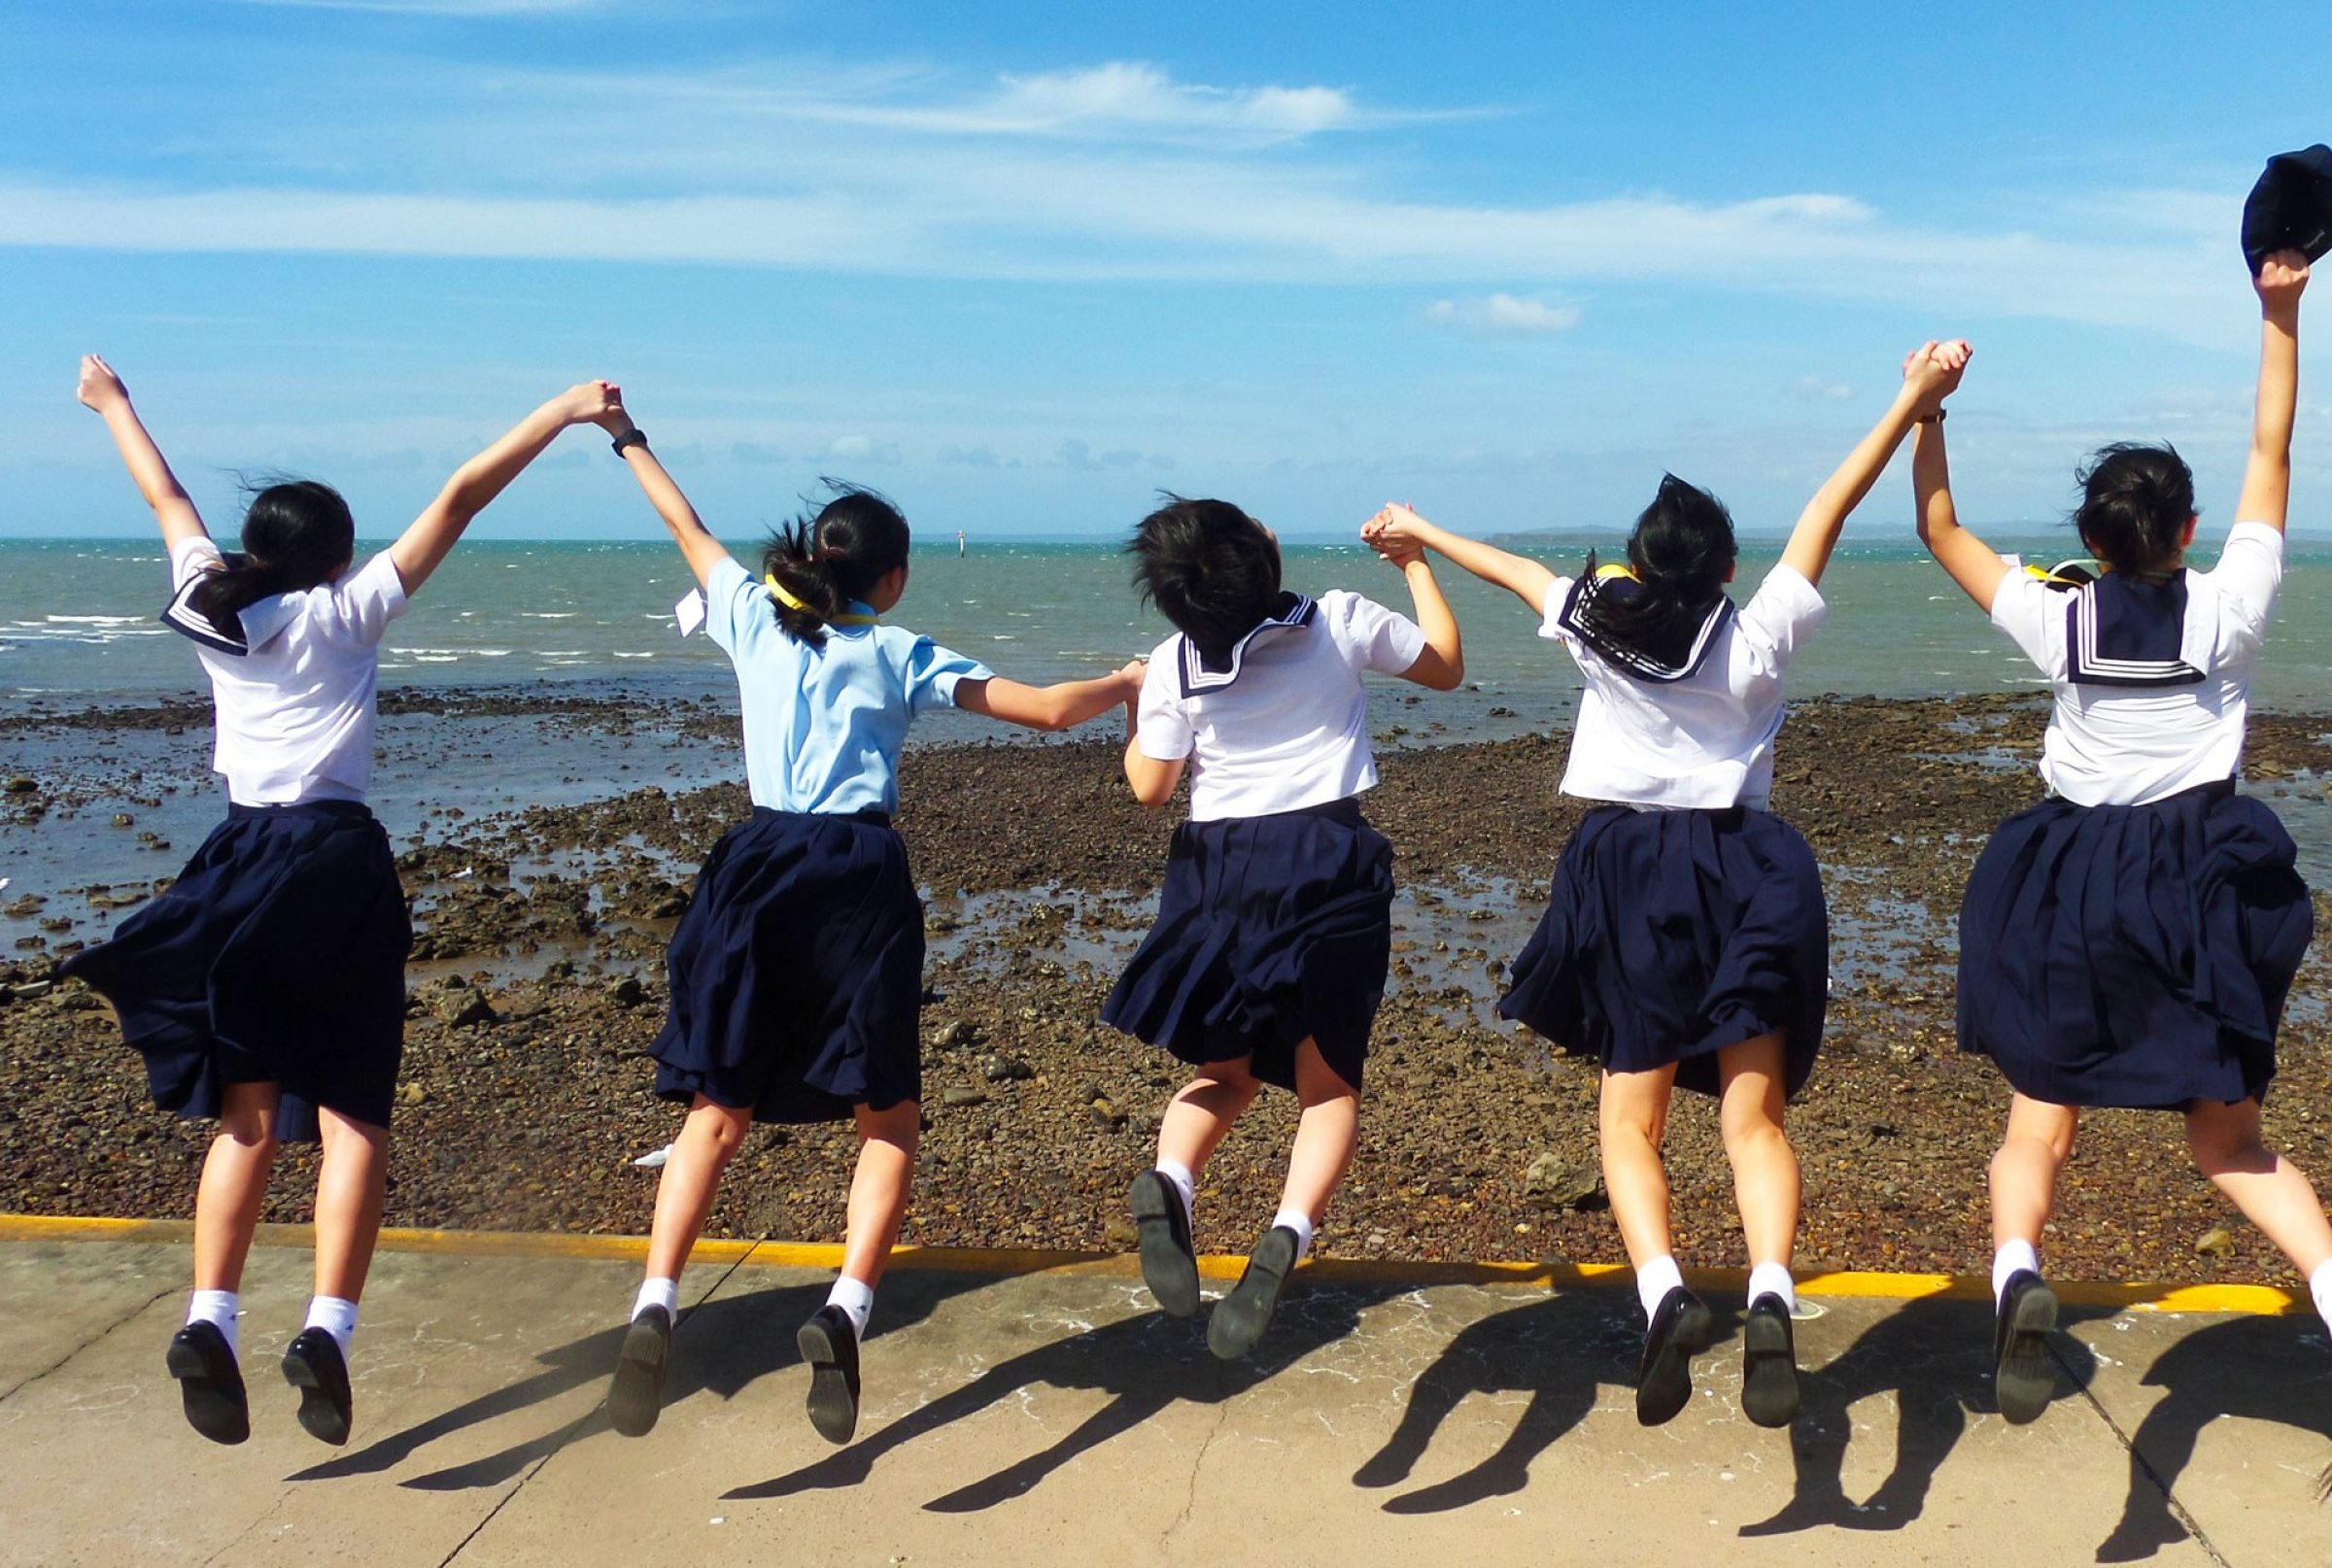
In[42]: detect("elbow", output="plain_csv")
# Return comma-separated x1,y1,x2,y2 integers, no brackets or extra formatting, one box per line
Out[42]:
1429,658,1466,692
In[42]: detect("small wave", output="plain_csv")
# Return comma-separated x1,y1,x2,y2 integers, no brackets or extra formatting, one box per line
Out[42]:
612,651,655,660
540,650,586,657
46,615,145,626
411,655,461,665
521,612,579,619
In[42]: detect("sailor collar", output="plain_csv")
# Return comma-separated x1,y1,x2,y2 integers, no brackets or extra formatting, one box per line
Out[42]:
2063,568,2207,688
1553,568,1733,684
159,564,299,657
1177,592,1318,697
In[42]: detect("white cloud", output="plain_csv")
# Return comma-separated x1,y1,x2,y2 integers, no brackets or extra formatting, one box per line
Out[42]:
0,54,2257,344
1425,293,1584,338
823,434,902,465
1789,374,1856,402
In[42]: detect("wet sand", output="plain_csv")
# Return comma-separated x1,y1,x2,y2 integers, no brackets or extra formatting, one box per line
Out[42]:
5,693,2332,1286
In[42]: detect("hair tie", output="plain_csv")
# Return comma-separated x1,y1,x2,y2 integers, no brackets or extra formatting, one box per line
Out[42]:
766,572,818,616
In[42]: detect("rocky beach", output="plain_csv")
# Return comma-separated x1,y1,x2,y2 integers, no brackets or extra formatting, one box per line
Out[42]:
6,691,2332,1288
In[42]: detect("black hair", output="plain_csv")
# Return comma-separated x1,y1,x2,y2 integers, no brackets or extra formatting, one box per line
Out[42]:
1126,495,1284,665
184,478,356,640
1575,473,1737,660
759,481,911,646
2073,443,2196,573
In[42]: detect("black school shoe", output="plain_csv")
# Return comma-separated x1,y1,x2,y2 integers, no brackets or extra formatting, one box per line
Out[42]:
1129,1171,1200,1318
608,1305,672,1438
165,1321,250,1446
1636,1285,1715,1426
1994,1270,2060,1424
1207,1225,1301,1361
797,1305,862,1447
281,1329,354,1447
1739,1292,1800,1428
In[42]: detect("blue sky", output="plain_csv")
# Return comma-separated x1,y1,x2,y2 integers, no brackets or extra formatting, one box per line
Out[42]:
4,1,2328,541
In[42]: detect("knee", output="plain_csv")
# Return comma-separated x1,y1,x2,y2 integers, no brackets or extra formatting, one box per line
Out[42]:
687,1104,754,1162
1599,1104,1663,1149
1720,1108,1792,1160
862,1102,922,1153
214,1108,278,1156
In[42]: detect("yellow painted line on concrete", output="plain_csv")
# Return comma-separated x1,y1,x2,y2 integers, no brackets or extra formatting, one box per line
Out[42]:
0,1212,2298,1314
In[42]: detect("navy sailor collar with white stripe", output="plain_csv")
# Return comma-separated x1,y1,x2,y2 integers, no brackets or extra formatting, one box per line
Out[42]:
1552,571,1734,684
1177,591,1319,697
2063,568,2207,688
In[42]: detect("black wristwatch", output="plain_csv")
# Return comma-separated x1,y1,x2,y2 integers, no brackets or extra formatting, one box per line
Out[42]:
611,427,648,456
1916,409,1947,426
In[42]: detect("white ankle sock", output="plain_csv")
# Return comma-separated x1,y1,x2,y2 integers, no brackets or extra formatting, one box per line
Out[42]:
2310,1260,2332,1338
633,1277,679,1322
303,1295,359,1358
1746,1261,1796,1313
1155,1159,1196,1224
187,1289,239,1359
1635,1255,1684,1323
1270,1208,1315,1263
827,1276,874,1342
1992,1240,2041,1305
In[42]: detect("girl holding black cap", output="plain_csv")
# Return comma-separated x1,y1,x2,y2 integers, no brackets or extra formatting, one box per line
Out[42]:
1914,253,2329,1426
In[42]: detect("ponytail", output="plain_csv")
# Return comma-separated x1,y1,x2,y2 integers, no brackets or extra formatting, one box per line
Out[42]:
758,482,911,647
2073,443,2195,574
1574,474,1736,664
185,479,355,641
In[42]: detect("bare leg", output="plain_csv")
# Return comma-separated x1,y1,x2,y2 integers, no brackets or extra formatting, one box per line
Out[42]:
1990,1094,2079,1249
1155,1057,1262,1178
1717,1035,1800,1270
1276,1040,1359,1224
642,1096,755,1284
839,1101,921,1288
192,1081,283,1293
313,1108,391,1302
1598,1065,1679,1269
2185,1098,2332,1276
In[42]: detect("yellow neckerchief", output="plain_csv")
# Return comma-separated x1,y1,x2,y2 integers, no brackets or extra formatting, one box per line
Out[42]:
1594,563,1638,582
2022,561,2100,591
767,573,878,626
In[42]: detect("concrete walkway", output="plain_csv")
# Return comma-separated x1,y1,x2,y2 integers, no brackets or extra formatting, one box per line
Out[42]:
1,1230,2327,1566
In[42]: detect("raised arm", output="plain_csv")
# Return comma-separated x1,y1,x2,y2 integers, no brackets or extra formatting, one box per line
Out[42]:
1362,503,1558,615
1779,341,1967,587
956,661,1147,733
591,400,736,589
389,380,617,596
2234,251,2309,533
1368,532,1465,689
1905,344,2009,612
76,356,208,554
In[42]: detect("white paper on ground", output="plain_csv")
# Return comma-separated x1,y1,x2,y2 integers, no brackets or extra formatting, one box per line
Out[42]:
633,1142,675,1170
674,590,707,639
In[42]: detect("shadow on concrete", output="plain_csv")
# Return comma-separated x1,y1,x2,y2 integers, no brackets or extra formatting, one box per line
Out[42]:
1351,1289,1637,1513
2093,1313,2332,1564
292,1272,997,1491
727,1280,1405,1512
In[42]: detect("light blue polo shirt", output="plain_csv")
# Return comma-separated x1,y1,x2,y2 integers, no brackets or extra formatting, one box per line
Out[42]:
703,557,992,815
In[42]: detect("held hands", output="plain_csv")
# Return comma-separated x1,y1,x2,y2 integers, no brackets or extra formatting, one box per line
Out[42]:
76,354,129,415
1114,658,1149,700
560,380,626,429
1361,502,1433,565
2256,249,2311,317
1901,339,1972,419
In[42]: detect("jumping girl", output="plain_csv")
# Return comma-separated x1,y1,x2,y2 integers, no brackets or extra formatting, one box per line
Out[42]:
1914,254,2329,1424
64,355,614,1448
588,398,1142,1446
1362,344,1966,1428
1107,496,1463,1359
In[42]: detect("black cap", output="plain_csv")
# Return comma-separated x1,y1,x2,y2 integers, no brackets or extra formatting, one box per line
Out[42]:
2242,145,2332,272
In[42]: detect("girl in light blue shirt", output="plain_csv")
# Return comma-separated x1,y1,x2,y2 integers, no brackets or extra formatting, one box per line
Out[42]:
589,394,1141,1448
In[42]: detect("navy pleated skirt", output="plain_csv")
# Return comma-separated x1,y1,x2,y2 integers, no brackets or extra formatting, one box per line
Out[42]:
60,801,411,1142
1957,781,2311,1108
1102,797,1393,1092
1497,804,1828,1097
653,808,925,1124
